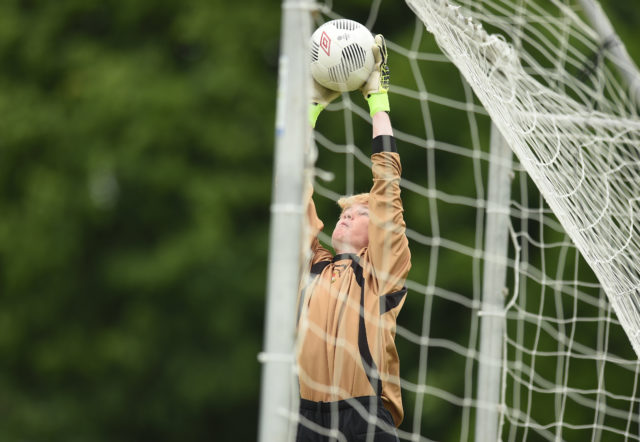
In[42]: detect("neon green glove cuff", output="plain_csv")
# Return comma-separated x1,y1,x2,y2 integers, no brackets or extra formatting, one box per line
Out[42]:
309,103,324,128
367,92,390,117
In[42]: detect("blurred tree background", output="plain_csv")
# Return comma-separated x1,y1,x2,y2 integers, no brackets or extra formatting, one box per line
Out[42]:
0,1,637,441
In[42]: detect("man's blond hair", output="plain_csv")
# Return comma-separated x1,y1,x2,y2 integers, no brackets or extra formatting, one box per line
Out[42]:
337,193,369,212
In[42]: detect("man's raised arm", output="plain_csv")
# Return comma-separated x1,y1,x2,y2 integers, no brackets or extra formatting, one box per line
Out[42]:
362,35,411,295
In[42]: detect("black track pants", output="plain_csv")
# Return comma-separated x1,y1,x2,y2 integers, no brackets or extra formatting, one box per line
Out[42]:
296,396,399,442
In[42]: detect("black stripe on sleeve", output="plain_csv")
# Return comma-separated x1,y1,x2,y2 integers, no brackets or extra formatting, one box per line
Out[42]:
310,260,331,275
371,135,397,154
380,287,408,314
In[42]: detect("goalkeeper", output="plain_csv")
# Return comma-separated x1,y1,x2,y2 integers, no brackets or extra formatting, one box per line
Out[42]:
298,35,411,442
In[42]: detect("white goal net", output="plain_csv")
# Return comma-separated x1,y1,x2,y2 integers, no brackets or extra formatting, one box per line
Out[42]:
262,0,640,440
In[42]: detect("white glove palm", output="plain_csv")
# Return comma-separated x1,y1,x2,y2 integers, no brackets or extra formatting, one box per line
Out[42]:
312,79,340,108
309,79,340,128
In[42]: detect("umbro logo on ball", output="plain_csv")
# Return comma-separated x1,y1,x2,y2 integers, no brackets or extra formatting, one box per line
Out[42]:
320,31,331,56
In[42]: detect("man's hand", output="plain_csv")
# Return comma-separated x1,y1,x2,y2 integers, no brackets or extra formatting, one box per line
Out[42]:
309,79,340,128
360,34,390,117
312,78,340,108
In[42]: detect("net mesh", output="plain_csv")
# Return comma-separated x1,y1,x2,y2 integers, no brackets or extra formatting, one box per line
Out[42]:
295,0,640,440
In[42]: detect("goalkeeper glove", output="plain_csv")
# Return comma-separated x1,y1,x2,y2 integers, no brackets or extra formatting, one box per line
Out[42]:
309,79,340,128
360,34,390,117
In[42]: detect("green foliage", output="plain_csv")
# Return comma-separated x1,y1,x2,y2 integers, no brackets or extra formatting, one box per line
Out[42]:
0,1,278,440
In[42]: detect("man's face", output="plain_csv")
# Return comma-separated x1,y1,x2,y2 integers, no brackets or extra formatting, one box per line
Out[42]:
331,204,369,253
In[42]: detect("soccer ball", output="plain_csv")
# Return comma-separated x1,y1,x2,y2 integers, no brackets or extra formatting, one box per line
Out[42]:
310,19,375,92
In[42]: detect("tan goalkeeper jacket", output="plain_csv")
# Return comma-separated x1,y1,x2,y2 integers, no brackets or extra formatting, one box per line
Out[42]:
297,136,411,427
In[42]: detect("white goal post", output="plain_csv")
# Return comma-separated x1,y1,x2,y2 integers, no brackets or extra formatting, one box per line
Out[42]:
258,1,312,441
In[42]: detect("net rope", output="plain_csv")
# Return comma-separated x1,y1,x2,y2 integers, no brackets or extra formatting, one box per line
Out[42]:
406,0,640,354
